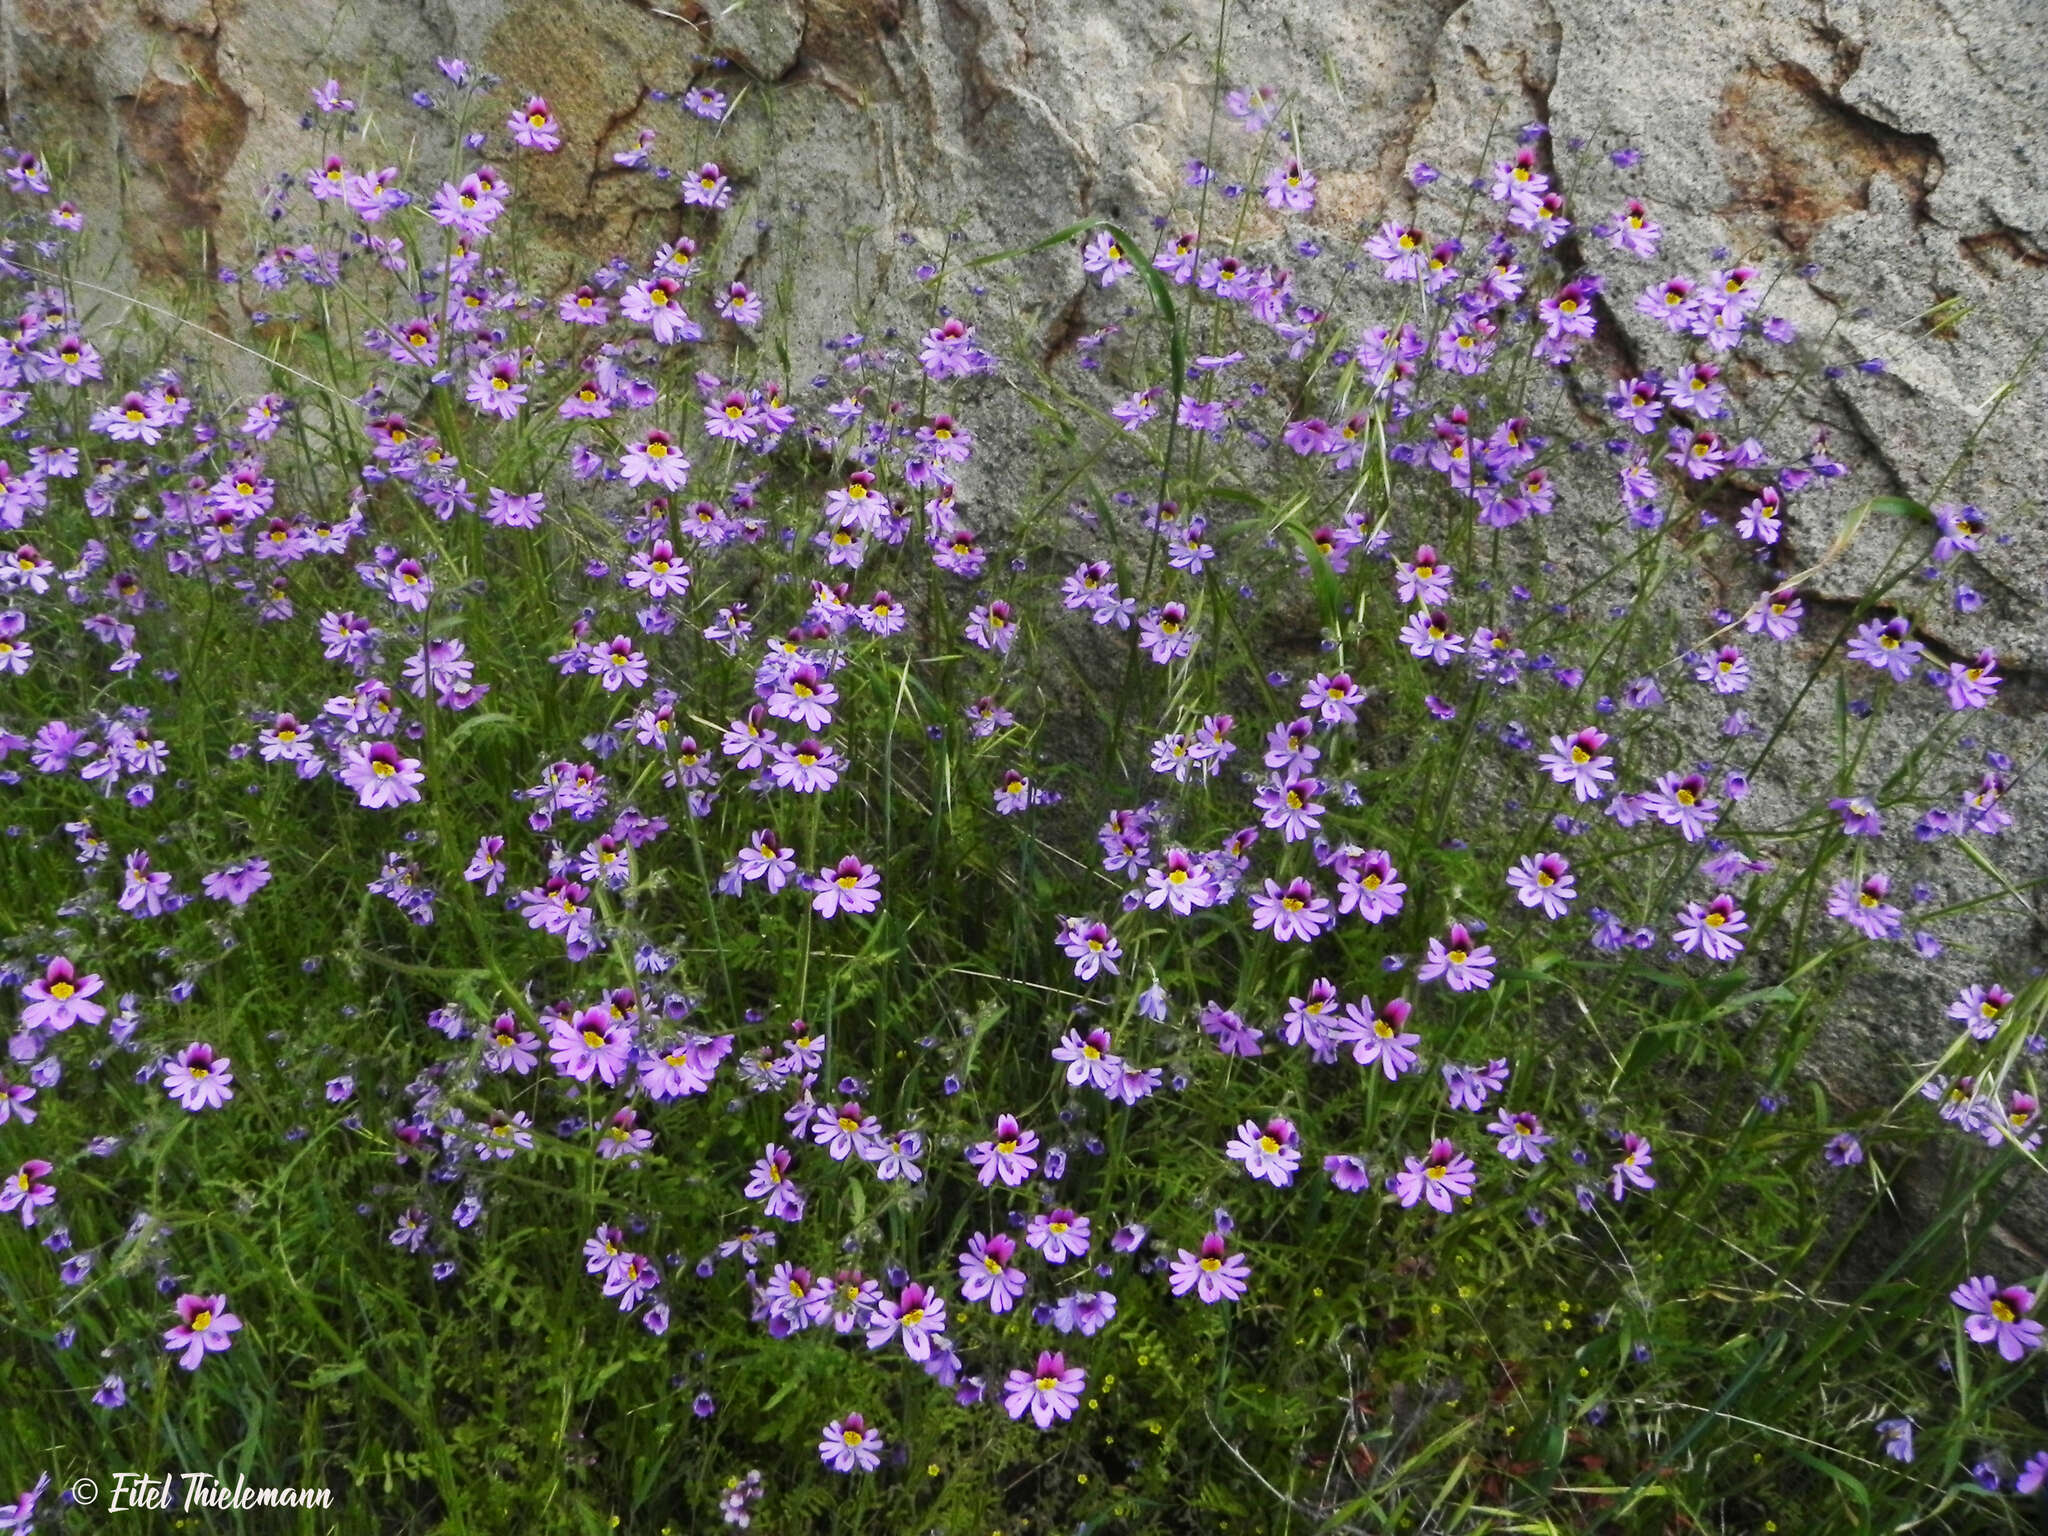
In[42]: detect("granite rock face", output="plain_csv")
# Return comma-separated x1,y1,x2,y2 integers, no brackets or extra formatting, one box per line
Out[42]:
3,0,2043,1128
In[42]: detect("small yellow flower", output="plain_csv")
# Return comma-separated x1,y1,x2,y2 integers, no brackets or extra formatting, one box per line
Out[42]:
927,1463,941,1477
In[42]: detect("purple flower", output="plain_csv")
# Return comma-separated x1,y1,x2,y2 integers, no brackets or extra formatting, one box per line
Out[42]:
1324,1154,1371,1191
966,1114,1039,1187
1392,1140,1476,1212
1249,877,1333,942
547,1006,634,1086
620,429,691,490
1948,983,2014,1042
1417,924,1494,992
1026,1209,1092,1265
1168,1231,1251,1303
1335,996,1419,1081
163,1292,241,1370
1642,772,1719,841
1951,1275,2044,1361
810,855,879,918
20,956,106,1032
1876,1418,1914,1463
1336,849,1406,924
1538,729,1614,800
866,1282,948,1362
1827,873,1902,941
1506,853,1575,919
1225,1117,1301,1187
1081,228,1137,286
1003,1350,1085,1429
339,741,425,809
1488,1110,1553,1163
1,1160,55,1226
1823,1133,1864,1167
1610,1134,1655,1201
2017,1450,2048,1494
508,96,561,151
201,858,272,906
959,1232,1028,1314
1846,617,1924,682
818,1413,882,1473
1672,896,1747,961
162,1042,235,1112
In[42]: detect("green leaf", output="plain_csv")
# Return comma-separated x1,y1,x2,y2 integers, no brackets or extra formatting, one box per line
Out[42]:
1869,494,1933,525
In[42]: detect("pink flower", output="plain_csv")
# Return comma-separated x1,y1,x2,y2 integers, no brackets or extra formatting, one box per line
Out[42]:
20,955,105,1032
162,1042,235,1112
1249,877,1332,943
1610,1134,1656,1201
464,354,525,419
818,1413,882,1473
1004,1351,1085,1429
339,741,425,809
1673,896,1747,961
959,1232,1027,1313
1417,924,1495,992
810,856,879,918
1506,853,1575,920
547,1006,634,1086
163,1292,241,1370
1952,1275,2043,1361
589,636,648,692
1,1159,55,1226
1334,996,1420,1080
683,162,731,209
865,1281,947,1361
966,1114,1038,1188
1026,1209,1092,1265
509,96,561,151
1225,1117,1301,1187
1081,228,1136,286
1168,1231,1250,1303
620,430,691,491
1392,1139,1476,1212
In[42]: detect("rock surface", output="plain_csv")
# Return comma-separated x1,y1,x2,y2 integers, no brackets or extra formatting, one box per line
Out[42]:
3,0,2044,1124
